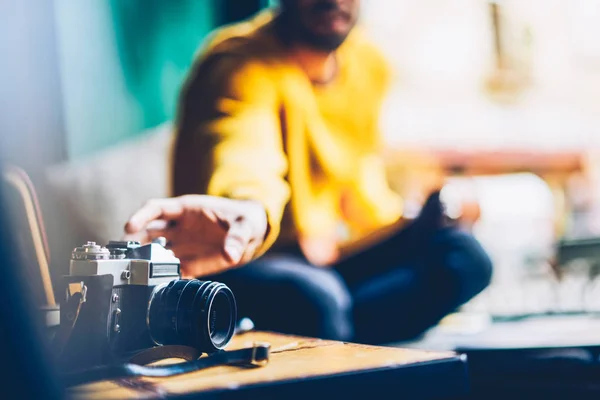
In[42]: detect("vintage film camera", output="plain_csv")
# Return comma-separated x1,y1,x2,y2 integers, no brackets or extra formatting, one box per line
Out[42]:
58,239,237,372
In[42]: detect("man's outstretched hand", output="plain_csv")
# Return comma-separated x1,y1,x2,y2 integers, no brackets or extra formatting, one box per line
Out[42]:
123,195,268,278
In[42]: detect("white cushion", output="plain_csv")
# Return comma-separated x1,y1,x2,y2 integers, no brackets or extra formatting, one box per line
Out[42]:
44,122,174,248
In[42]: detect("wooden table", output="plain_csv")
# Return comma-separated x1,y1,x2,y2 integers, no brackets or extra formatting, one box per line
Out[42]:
67,331,468,399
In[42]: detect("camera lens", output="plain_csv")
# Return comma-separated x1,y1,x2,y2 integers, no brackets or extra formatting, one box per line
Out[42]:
147,279,237,353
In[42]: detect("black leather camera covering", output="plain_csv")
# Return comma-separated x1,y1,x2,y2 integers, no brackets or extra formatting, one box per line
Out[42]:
58,274,159,372
108,284,155,355
58,274,114,372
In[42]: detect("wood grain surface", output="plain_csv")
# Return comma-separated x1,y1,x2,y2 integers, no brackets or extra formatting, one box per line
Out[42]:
68,331,459,399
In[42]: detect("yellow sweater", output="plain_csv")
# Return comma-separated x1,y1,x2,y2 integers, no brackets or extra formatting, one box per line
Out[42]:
171,10,403,257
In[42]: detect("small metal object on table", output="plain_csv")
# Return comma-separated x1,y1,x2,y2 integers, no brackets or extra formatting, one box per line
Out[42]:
67,331,469,400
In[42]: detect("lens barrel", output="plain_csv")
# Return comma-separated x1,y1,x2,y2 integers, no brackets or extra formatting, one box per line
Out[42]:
147,279,237,353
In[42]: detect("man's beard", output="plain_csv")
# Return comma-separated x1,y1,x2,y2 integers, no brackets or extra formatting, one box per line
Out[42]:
294,24,350,52
278,2,355,52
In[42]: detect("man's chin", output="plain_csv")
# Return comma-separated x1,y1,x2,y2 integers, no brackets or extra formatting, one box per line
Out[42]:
303,33,349,52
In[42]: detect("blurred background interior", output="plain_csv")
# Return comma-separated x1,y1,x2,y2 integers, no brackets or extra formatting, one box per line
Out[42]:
3,0,600,339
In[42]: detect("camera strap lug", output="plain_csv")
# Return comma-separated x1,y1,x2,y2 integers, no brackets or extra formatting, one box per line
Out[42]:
52,283,88,359
65,281,87,305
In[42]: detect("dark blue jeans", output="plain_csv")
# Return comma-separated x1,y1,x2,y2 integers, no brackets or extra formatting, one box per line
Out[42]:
210,196,493,344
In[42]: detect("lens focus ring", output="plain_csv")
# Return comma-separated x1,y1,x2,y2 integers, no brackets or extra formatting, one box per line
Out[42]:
148,279,237,353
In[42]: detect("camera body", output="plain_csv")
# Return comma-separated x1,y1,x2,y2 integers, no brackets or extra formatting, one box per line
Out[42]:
71,240,179,354
59,240,237,372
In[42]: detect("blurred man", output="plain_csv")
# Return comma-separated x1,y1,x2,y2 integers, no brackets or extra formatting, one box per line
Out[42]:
124,0,492,344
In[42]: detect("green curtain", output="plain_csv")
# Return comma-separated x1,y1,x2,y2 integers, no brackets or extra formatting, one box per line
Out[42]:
59,1,268,159
109,0,271,134
109,0,218,131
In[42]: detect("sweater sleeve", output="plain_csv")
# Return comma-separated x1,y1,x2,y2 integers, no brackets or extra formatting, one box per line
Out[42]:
172,54,290,257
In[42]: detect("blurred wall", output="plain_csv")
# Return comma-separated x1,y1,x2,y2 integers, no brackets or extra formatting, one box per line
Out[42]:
360,0,600,151
53,0,217,160
2,1,270,165
54,0,266,160
0,0,67,178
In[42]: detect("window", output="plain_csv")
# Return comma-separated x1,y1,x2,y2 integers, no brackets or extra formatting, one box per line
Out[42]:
360,0,600,150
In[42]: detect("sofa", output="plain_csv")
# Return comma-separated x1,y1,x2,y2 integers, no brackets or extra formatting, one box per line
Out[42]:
41,122,174,282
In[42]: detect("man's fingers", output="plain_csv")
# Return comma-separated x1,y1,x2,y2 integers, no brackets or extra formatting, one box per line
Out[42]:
122,231,152,244
240,238,259,265
123,195,260,277
223,238,245,264
171,243,231,277
125,198,184,234
171,218,252,265
146,219,170,232
179,257,230,279
144,227,174,245
223,221,253,264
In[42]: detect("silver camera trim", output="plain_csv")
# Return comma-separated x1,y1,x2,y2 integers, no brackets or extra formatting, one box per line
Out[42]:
69,241,181,287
